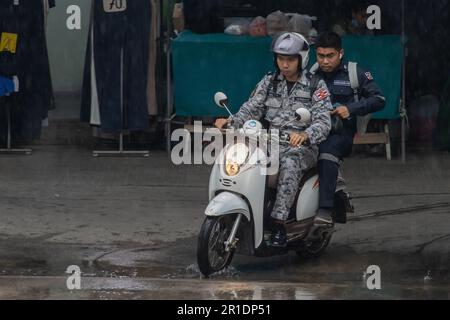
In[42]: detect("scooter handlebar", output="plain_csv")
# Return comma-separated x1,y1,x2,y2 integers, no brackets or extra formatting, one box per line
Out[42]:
279,132,311,148
215,128,310,148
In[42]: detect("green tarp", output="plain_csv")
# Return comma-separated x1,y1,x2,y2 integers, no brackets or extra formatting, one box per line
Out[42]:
172,31,403,120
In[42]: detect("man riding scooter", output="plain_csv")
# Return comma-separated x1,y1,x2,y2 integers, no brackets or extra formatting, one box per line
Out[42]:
310,32,386,225
215,32,333,247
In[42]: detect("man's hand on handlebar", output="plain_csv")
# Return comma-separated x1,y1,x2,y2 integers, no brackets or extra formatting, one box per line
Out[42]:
331,106,350,119
214,118,229,130
289,132,309,147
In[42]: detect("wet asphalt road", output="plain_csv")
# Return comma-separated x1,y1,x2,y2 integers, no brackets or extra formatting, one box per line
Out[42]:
0,146,449,300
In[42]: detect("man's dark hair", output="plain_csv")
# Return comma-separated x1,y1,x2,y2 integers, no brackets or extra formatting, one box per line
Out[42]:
350,0,370,13
315,32,342,51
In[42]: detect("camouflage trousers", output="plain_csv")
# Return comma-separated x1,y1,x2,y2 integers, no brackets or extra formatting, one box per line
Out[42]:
271,145,318,221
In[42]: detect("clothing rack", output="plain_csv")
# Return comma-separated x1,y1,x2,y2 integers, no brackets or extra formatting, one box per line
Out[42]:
92,130,149,157
165,0,175,156
93,48,149,158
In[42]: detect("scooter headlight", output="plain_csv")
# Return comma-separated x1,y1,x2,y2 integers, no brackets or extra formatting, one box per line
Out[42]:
225,143,249,176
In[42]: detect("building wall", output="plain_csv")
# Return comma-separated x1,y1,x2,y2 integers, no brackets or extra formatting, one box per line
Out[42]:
46,0,91,93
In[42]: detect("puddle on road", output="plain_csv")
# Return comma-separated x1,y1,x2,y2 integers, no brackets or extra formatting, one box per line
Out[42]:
0,235,449,299
162,264,240,280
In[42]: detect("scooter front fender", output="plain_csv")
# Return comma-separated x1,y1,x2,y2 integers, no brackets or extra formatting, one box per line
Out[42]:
205,192,251,222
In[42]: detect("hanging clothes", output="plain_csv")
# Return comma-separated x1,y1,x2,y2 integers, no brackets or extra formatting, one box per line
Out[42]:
0,75,15,97
43,0,56,31
81,0,152,133
0,0,55,142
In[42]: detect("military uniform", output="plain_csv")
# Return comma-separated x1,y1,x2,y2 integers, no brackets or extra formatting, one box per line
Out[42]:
231,71,333,221
312,61,386,210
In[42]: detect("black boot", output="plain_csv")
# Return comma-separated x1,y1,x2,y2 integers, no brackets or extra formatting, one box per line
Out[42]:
270,221,287,247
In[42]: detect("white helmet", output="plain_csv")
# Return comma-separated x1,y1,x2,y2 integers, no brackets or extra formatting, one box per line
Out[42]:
272,32,310,70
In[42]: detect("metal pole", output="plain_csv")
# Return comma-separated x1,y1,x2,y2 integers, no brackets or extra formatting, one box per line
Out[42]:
119,48,124,154
401,0,406,163
119,131,124,153
6,103,11,150
166,40,172,155
166,0,174,157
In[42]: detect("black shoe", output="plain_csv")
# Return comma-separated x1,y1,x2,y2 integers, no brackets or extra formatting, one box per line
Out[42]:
314,208,334,226
270,223,287,247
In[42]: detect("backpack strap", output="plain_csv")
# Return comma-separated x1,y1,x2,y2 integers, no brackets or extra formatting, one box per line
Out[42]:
309,73,321,98
348,61,372,134
309,62,320,75
266,72,281,97
348,61,359,102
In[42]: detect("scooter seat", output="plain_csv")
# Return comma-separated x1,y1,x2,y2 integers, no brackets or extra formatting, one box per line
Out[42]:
267,167,318,190
267,173,279,190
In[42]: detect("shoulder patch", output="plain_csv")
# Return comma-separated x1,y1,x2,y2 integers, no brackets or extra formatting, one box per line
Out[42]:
313,88,330,101
365,72,374,81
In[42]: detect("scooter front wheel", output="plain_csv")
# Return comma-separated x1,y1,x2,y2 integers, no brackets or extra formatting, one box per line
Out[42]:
197,215,236,277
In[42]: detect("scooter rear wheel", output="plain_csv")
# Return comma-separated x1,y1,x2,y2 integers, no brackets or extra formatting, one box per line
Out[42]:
296,231,332,259
197,215,236,277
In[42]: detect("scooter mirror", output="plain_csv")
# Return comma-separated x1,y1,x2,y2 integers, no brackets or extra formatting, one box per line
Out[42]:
214,92,228,108
296,108,311,123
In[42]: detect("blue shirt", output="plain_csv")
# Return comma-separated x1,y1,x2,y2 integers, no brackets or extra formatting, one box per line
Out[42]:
0,76,14,97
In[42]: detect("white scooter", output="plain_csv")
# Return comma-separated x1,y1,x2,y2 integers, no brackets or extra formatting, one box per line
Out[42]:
197,93,354,277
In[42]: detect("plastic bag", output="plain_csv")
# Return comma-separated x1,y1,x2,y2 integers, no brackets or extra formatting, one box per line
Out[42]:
225,24,248,35
266,10,289,36
224,18,250,35
249,16,267,37
288,14,317,38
